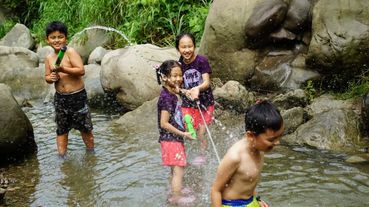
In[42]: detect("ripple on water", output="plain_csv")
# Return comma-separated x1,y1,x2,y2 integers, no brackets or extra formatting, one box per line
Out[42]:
1,104,369,206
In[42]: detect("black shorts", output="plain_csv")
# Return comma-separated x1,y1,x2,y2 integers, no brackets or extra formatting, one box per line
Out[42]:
54,88,93,135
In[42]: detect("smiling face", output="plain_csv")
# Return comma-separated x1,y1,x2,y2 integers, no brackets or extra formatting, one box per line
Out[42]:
162,66,183,90
177,35,196,64
250,123,285,152
46,30,67,52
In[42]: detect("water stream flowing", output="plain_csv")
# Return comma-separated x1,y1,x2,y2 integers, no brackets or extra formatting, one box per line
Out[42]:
1,103,369,206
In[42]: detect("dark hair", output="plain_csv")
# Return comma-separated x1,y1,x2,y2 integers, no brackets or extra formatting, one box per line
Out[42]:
45,21,68,37
155,60,181,85
175,32,196,50
245,100,283,135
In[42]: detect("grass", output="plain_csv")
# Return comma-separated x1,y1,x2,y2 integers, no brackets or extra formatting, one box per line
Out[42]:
1,0,212,47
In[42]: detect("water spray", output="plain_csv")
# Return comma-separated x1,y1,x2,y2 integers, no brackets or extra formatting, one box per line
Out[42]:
196,101,221,164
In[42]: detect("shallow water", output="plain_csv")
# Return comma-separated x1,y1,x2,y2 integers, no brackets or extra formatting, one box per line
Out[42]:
1,103,369,207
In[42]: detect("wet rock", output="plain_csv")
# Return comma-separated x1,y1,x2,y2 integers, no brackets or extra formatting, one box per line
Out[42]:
345,153,369,164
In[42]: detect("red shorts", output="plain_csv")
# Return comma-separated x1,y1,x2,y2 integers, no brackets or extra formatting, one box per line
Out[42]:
160,141,187,167
182,105,214,129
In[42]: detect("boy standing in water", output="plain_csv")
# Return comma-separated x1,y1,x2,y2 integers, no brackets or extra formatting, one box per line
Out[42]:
44,21,94,157
211,100,284,207
175,32,215,165
155,60,196,204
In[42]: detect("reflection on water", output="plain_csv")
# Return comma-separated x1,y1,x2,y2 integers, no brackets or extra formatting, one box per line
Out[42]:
1,103,369,206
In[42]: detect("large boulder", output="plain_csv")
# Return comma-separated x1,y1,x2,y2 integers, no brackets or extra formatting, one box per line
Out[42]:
199,0,259,83
213,80,255,112
0,46,47,102
0,23,35,49
200,0,317,91
69,27,114,64
113,97,158,134
0,84,37,163
100,44,178,110
306,0,369,81
283,108,364,152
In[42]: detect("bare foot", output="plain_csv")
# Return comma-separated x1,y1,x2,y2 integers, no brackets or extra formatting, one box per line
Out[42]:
168,194,196,206
191,155,206,166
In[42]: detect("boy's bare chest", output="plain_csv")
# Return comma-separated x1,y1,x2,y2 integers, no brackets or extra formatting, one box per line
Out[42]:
237,156,263,182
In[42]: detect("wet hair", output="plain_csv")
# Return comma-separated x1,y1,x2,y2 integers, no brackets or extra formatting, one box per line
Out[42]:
244,100,283,135
45,21,68,37
175,32,196,50
155,60,181,85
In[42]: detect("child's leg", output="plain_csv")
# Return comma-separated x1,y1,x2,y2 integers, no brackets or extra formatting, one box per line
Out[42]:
81,131,94,151
197,124,207,153
171,166,185,196
57,133,68,156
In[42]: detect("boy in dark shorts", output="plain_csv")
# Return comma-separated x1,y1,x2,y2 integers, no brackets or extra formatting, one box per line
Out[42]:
44,21,94,157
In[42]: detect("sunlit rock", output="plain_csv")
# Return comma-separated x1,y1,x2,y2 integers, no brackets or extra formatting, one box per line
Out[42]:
101,44,178,110
213,80,255,112
0,23,35,50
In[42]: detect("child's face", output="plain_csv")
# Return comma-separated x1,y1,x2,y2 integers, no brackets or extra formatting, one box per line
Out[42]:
177,36,195,63
253,124,284,152
163,66,183,89
46,31,67,51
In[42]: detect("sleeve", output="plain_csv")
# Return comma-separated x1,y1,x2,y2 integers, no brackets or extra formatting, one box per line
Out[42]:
200,55,212,75
159,95,174,113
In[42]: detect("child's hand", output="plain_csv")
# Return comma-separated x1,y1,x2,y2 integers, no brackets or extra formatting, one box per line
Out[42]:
258,200,269,207
183,132,196,140
50,71,60,82
189,87,200,100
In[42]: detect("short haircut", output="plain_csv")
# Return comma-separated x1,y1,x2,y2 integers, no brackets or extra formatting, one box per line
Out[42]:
175,32,196,50
45,21,68,37
245,100,283,135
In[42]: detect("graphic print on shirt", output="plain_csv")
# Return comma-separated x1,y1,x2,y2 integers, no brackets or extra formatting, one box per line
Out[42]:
183,69,203,89
174,100,184,130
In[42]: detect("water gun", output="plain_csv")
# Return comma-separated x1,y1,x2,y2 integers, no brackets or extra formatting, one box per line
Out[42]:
184,114,197,139
53,46,67,71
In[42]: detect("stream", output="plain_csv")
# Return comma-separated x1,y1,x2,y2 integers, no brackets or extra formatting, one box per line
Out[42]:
1,102,369,207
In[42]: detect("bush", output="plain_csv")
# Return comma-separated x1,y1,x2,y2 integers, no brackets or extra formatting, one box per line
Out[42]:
1,0,212,48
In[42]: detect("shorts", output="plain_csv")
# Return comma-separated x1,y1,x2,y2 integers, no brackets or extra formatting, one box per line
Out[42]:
54,88,93,135
160,141,187,167
222,196,260,207
182,105,214,129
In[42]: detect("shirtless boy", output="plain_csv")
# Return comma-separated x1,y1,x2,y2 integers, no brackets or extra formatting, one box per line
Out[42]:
211,100,284,207
44,21,94,157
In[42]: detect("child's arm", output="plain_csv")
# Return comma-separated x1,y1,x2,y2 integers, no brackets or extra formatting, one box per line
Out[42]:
160,110,194,139
189,73,211,100
57,47,85,76
211,151,239,207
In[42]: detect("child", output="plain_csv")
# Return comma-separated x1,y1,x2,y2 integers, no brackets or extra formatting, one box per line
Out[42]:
211,100,284,207
155,60,196,204
175,32,215,165
44,21,94,157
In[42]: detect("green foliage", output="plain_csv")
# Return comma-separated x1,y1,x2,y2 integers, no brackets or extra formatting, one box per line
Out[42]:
3,0,212,48
303,80,318,103
334,68,369,100
0,20,16,38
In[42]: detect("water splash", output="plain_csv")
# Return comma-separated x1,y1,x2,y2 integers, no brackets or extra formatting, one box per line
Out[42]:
73,25,132,45
196,101,221,164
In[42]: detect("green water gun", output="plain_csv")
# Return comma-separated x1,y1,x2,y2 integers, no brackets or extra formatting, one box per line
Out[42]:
54,46,67,69
184,114,197,139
